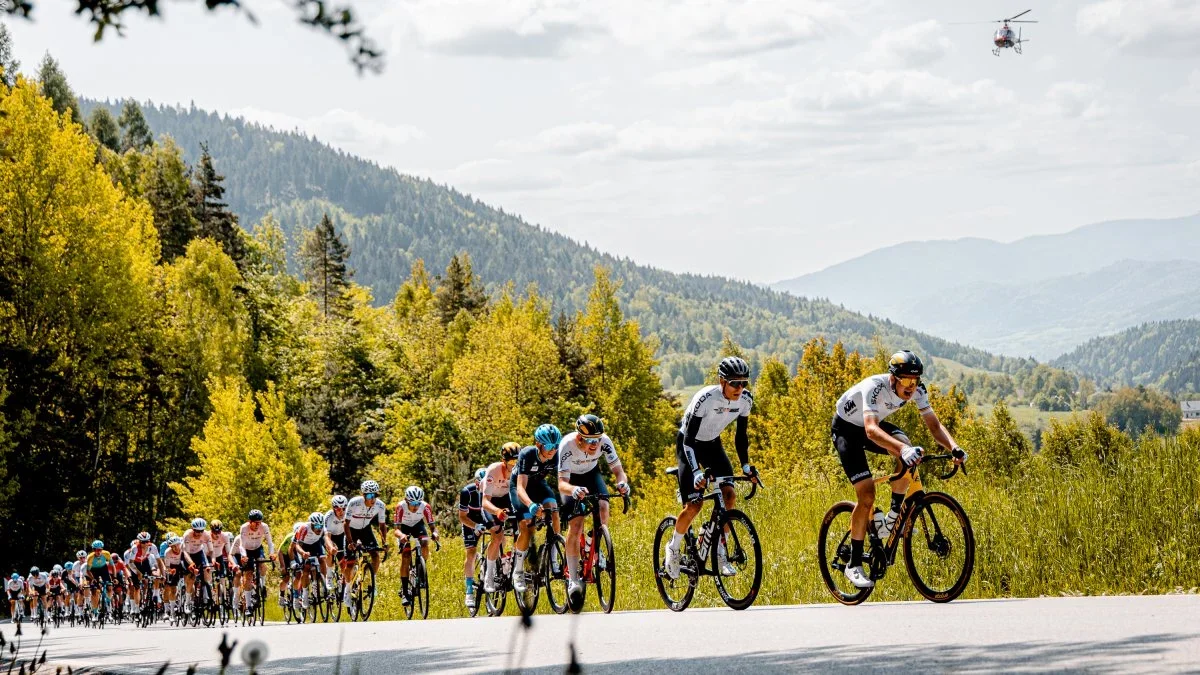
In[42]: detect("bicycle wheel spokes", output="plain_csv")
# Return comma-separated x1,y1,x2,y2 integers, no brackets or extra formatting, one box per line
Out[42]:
417,558,430,620
514,545,540,615
544,535,570,615
593,526,616,613
904,492,975,603
817,500,873,605
711,509,762,610
652,516,697,612
360,563,377,620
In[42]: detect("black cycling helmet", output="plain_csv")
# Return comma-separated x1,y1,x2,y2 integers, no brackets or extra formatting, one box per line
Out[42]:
248,509,264,522
718,356,750,381
888,350,924,378
576,414,604,437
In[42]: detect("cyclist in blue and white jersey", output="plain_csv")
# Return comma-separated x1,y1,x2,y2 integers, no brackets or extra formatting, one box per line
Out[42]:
510,424,563,594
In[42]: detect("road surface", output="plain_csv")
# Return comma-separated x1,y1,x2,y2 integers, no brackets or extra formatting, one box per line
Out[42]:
27,595,1200,673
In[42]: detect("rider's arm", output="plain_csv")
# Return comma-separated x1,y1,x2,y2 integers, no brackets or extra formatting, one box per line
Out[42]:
424,503,438,537
601,437,628,488
864,414,908,457
515,473,532,508
680,412,705,474
735,415,750,468
557,470,575,497
921,409,960,452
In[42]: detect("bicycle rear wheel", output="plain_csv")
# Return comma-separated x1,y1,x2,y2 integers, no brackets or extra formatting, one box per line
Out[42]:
653,516,697,612
817,500,874,605
544,535,570,615
592,526,616,613
904,491,974,603
469,556,484,618
330,567,344,622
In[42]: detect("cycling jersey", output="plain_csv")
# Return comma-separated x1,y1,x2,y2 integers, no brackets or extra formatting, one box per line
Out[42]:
680,385,753,442
293,525,326,548
47,575,63,590
394,501,434,528
482,461,511,498
161,546,183,567
86,551,113,570
181,530,212,555
836,374,931,427
459,483,484,519
131,541,157,564
346,496,387,529
5,577,22,593
208,531,231,557
514,445,558,481
238,521,276,556
557,432,620,477
324,509,347,536
27,572,48,588
159,541,170,557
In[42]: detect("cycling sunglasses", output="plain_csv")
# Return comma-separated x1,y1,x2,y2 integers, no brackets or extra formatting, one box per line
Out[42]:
580,435,602,446
725,379,750,389
364,492,377,500
894,375,920,387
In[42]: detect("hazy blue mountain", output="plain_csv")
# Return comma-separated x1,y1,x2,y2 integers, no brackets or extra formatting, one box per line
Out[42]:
1054,320,1200,394
773,215,1200,358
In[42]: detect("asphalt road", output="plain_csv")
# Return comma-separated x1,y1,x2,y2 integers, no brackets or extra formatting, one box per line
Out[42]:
27,595,1200,673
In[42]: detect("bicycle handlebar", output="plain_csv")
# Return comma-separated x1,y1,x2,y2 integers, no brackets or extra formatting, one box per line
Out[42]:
704,471,763,501
587,492,630,515
887,453,967,483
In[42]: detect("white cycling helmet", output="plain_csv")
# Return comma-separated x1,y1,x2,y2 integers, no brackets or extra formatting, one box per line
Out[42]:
169,536,183,546
405,486,424,503
191,517,207,531
137,531,151,542
52,565,63,574
360,479,380,495
76,550,87,559
474,467,487,483
309,512,326,529
332,495,348,509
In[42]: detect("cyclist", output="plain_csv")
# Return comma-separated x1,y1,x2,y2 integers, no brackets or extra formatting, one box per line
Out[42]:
161,536,186,615
275,522,304,607
46,566,66,616
25,566,48,621
237,509,276,612
159,531,177,558
180,518,214,613
665,356,759,580
510,424,563,594
62,562,82,617
394,486,438,606
480,443,520,593
342,480,388,615
289,512,334,612
128,532,159,615
832,350,968,589
5,573,23,621
325,495,349,589
84,540,115,619
557,414,630,605
457,468,492,609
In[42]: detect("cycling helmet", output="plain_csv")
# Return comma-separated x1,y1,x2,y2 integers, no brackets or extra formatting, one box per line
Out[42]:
190,517,207,531
718,356,750,381
500,442,521,461
576,414,604,437
165,531,178,541
29,566,39,575
308,512,325,530
137,531,151,542
332,495,348,509
64,563,74,571
52,565,62,574
76,550,86,559
91,540,104,550
474,467,487,483
888,350,924,378
360,479,380,495
169,536,183,546
405,486,424,503
533,424,562,449
248,509,264,522
9,573,18,581
210,520,223,532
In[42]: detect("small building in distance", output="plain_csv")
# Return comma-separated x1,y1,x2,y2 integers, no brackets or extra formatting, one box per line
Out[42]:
1183,401,1200,426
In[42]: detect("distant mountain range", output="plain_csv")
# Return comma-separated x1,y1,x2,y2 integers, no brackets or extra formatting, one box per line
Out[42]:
773,215,1200,359
1054,319,1200,395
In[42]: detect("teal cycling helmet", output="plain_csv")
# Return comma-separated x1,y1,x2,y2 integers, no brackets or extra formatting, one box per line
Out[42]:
533,424,562,449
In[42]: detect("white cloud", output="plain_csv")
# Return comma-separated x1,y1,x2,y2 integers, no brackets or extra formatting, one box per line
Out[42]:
649,59,785,89
1163,70,1200,106
1077,0,1200,57
229,107,424,150
442,158,563,192
863,20,953,69
1043,82,1108,120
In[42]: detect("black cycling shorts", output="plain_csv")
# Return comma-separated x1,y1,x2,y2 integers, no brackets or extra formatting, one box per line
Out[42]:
398,522,428,541
561,466,607,518
512,478,559,520
675,433,734,503
831,415,910,485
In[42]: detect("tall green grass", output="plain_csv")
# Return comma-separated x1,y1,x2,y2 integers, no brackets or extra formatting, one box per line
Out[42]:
292,430,1200,621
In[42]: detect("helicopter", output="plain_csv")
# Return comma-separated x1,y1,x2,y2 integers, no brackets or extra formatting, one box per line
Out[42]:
954,9,1037,56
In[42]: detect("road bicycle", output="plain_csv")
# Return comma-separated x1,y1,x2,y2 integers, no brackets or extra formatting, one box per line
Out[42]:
398,536,441,620
343,540,383,621
818,453,974,604
653,469,764,611
513,507,567,616
480,520,517,617
239,557,274,627
563,493,629,614
292,555,331,623
327,554,345,622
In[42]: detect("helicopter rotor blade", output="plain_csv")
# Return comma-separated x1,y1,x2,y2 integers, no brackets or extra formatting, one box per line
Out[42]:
1009,20,1038,23
1007,9,1032,21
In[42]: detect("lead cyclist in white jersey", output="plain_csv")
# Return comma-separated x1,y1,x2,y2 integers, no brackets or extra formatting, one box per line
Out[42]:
664,356,760,580
831,350,967,589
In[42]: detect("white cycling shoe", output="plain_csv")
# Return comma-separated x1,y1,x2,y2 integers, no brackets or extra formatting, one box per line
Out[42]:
465,592,476,609
483,572,498,594
664,545,682,580
843,565,874,589
873,510,897,541
512,572,527,594
567,579,584,605
717,547,737,577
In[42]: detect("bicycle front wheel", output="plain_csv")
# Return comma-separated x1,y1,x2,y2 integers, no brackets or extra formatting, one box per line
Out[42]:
416,556,430,620
712,509,762,610
593,526,616,613
652,516,697,612
903,491,974,603
544,535,570,615
357,562,377,621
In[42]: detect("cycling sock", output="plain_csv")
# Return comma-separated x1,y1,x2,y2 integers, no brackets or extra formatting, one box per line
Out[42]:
464,578,474,594
850,538,864,568
566,555,579,582
485,558,496,580
890,492,905,513
513,549,527,572
668,531,683,550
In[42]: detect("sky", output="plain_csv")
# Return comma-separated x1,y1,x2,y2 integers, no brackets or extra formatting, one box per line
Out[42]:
6,0,1200,284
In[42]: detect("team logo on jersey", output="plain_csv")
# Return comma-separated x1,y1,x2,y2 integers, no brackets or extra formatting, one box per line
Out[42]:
715,406,741,414
868,381,884,405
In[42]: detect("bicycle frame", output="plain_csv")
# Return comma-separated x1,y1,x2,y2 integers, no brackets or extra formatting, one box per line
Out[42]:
866,455,964,569
575,494,629,580
689,472,761,577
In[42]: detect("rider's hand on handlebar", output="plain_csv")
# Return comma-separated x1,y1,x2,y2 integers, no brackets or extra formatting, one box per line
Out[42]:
615,481,630,496
693,470,707,490
742,464,760,484
952,446,968,464
528,502,542,519
901,445,924,468
572,486,589,499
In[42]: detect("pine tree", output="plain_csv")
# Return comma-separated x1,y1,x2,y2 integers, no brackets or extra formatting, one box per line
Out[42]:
299,213,352,318
192,143,245,269
35,53,80,122
87,107,121,152
117,99,153,152
145,138,198,261
0,24,19,88
433,253,488,325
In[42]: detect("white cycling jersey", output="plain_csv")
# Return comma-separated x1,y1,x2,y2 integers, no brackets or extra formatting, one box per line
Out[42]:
238,522,276,556
5,577,23,592
181,530,212,556
346,496,387,530
482,461,511,498
27,572,48,588
161,546,184,567
394,501,434,527
836,374,931,427
324,509,347,536
557,432,621,476
211,531,233,557
293,525,325,547
679,385,753,442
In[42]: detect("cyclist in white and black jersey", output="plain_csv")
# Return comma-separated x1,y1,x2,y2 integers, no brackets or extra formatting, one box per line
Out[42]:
557,414,630,605
236,510,275,612
341,480,388,612
664,356,760,580
6,573,24,620
480,442,520,593
832,350,967,589
325,495,348,593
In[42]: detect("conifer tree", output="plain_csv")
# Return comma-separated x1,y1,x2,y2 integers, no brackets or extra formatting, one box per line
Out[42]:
0,24,19,88
87,106,120,152
35,53,80,122
299,213,352,318
433,253,487,325
192,143,245,269
117,99,153,152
